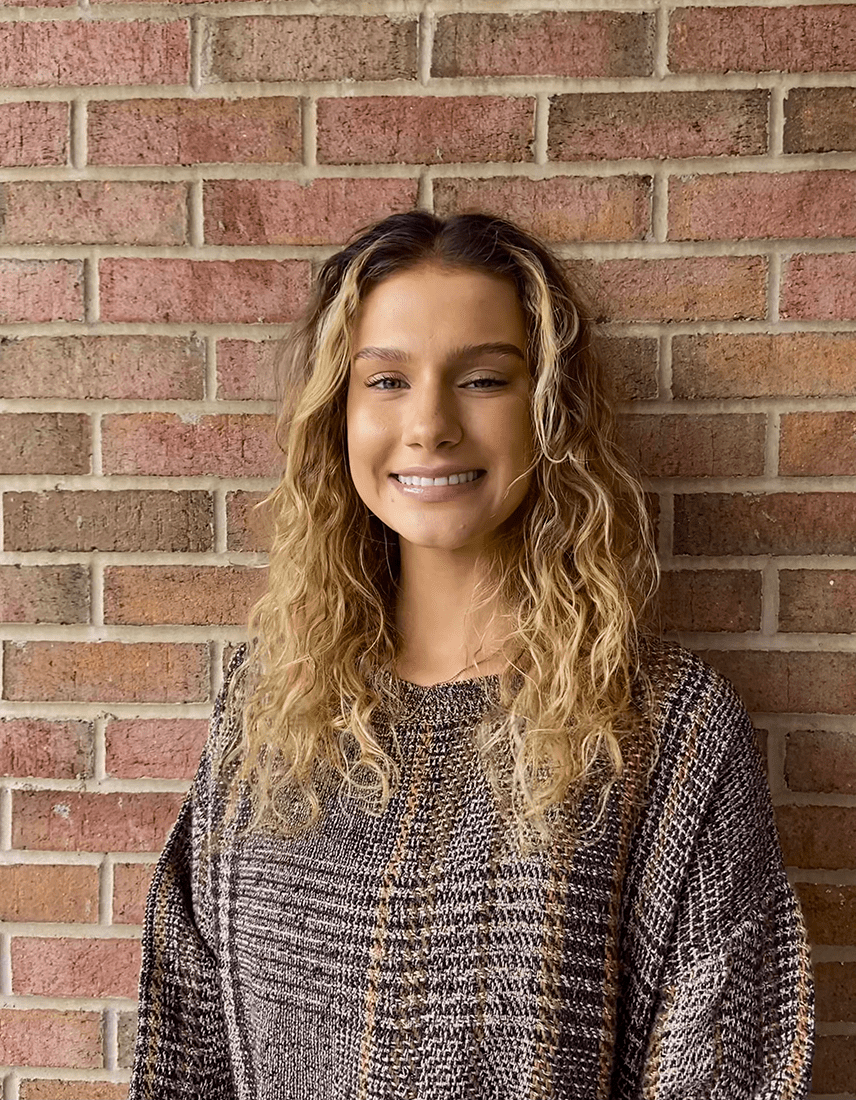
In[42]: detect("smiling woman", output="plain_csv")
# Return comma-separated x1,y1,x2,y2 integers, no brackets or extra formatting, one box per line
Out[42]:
129,212,814,1100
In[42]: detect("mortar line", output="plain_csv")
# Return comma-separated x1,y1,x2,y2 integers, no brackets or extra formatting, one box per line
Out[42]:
418,7,434,86
103,1007,119,1072
205,334,218,401
190,14,204,93
90,552,105,630
189,178,204,249
761,558,779,637
302,97,317,169
651,170,668,242
765,408,781,479
90,410,103,478
214,489,228,554
534,93,549,166
84,253,100,325
654,1,670,79
766,727,787,796
70,98,86,171
0,932,11,997
99,854,114,927
657,333,672,400
417,172,433,211
93,713,108,783
768,80,786,158
0,786,11,851
767,251,782,324
657,491,674,560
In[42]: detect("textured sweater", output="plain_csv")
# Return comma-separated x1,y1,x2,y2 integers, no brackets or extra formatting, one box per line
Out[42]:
129,641,814,1099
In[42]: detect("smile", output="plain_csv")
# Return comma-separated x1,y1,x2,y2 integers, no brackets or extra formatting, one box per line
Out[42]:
393,470,483,487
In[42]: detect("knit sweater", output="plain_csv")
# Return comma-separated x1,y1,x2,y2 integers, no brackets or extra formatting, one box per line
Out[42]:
129,641,814,1099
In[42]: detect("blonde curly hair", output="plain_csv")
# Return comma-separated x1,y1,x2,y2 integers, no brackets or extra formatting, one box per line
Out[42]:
227,211,658,848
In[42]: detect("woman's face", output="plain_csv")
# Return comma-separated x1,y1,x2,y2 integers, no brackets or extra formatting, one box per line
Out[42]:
346,262,534,557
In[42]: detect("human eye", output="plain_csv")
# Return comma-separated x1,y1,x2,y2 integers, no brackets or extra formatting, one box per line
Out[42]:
463,375,508,390
366,373,406,391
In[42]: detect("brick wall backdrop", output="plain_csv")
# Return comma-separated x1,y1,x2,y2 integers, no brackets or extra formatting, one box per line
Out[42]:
0,0,854,1094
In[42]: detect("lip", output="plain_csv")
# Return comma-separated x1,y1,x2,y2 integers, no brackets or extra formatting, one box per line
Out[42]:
389,469,485,502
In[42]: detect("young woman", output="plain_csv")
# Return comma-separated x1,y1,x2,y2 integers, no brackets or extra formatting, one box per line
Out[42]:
129,212,814,1099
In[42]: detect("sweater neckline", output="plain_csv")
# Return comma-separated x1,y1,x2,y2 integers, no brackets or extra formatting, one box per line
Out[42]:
380,671,501,729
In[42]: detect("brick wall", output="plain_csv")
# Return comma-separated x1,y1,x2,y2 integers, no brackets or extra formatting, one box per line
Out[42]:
0,0,854,1094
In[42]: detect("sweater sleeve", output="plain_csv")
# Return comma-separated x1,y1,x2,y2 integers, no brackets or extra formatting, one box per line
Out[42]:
641,687,814,1099
128,654,244,1100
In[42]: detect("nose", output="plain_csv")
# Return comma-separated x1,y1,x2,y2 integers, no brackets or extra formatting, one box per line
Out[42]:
403,381,462,450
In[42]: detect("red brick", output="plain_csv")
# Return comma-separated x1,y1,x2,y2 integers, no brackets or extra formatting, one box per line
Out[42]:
0,20,188,87
100,258,309,323
0,260,82,322
794,883,856,945
0,181,186,246
433,11,652,78
317,96,534,165
0,565,88,625
0,413,89,475
210,15,416,81
597,336,658,401
3,490,212,553
786,729,856,794
113,862,155,924
102,412,276,477
105,565,263,625
617,413,765,478
780,412,856,477
217,339,278,401
106,718,209,780
13,790,183,852
0,719,92,780
0,1009,101,1069
549,91,766,161
782,253,856,320
3,641,209,703
581,256,766,322
0,334,204,400
89,97,299,166
204,177,417,246
0,864,98,922
0,101,67,167
2,0,72,9
670,5,856,73
784,86,856,153
658,570,761,633
226,489,272,552
21,1084,129,1100
701,650,856,716
811,1035,856,1094
780,570,856,634
12,937,140,999
669,170,856,241
671,333,856,398
434,175,650,243
674,493,856,556
776,804,856,868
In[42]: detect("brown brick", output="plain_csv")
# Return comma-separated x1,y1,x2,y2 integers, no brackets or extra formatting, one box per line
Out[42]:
782,252,856,320
433,175,651,243
112,862,155,924
776,805,856,868
204,177,417,246
617,413,765,478
674,493,856,556
3,641,209,703
102,412,277,477
549,91,767,161
815,961,856,1021
105,565,263,626
794,883,856,945
580,256,766,322
670,5,856,73
0,864,98,922
0,20,188,86
226,489,272,552
210,15,416,82
811,1035,856,1094
0,334,204,399
433,11,652,78
597,336,658,401
0,181,186,246
779,411,856,476
700,650,856,716
217,339,279,401
0,260,82,322
21,1083,129,1100
785,86,856,153
0,413,88,475
658,570,761,633
0,1009,101,1068
0,719,93,780
89,96,300,166
107,717,208,780
13,790,183,852
0,101,68,167
100,258,310,323
12,937,140,999
671,332,856,398
117,1011,137,1069
317,96,534,165
0,565,88,624
780,570,856,634
787,729,856,794
3,490,212,553
669,170,856,241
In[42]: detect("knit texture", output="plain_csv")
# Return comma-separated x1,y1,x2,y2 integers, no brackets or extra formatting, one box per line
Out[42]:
129,641,814,1099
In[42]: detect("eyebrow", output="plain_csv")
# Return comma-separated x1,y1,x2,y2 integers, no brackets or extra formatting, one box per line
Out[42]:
352,341,526,364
